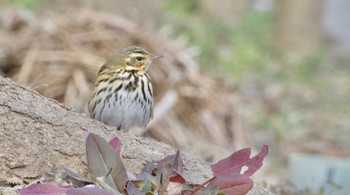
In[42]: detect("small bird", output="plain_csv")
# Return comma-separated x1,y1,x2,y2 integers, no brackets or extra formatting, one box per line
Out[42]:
88,46,162,131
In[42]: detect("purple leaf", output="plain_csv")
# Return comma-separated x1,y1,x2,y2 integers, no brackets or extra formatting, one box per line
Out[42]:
135,171,148,181
17,183,74,195
66,187,114,195
156,150,184,175
211,172,253,195
126,181,144,195
211,148,251,175
108,136,121,155
172,150,183,173
211,145,269,176
86,133,128,192
243,144,269,176
209,145,269,194
155,151,186,186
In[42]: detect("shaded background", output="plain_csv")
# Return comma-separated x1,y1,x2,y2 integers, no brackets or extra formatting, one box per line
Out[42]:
0,0,349,194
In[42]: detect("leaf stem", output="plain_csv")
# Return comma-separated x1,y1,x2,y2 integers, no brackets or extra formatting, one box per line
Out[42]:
105,168,113,178
190,176,216,195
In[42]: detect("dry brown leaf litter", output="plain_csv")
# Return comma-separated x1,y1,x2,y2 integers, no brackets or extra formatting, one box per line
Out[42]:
0,8,250,161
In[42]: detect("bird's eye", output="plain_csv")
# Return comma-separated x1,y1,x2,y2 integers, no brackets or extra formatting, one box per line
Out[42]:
136,56,143,61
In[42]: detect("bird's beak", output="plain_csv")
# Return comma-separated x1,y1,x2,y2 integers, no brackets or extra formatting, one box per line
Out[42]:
151,54,163,60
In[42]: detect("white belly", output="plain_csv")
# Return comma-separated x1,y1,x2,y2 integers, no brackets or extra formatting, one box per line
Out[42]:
94,89,152,130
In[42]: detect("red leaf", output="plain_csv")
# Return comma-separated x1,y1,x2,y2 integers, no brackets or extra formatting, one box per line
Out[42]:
210,145,269,194
211,148,251,175
244,144,269,176
169,170,186,184
155,151,186,184
108,136,121,155
212,172,253,195
17,183,74,195
211,145,269,176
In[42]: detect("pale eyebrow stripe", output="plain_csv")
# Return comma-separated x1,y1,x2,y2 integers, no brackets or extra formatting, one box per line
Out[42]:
129,53,145,57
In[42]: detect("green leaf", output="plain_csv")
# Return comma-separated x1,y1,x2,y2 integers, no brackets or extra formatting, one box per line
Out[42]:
95,176,123,195
131,173,160,194
142,181,153,193
86,133,128,192
146,173,160,188
131,180,146,189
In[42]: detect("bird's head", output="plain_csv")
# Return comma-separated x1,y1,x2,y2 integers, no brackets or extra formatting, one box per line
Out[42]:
106,46,162,73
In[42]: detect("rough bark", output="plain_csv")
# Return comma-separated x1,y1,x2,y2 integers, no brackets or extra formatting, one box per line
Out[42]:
0,76,272,194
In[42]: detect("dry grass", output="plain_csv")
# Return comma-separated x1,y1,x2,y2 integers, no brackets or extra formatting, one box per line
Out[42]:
0,7,250,162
